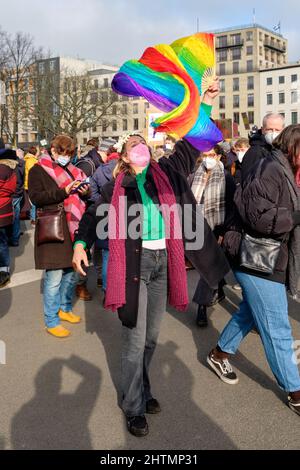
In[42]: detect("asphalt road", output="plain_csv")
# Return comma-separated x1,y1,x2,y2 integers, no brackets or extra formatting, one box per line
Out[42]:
0,221,299,450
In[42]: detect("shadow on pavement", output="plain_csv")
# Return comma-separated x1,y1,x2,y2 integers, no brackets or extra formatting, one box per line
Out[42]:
83,272,237,449
118,340,237,450
11,355,101,450
168,271,285,403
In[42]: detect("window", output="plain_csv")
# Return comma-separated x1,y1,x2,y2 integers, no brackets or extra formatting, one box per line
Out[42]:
102,121,108,132
133,118,139,130
133,103,138,114
90,92,98,104
248,111,254,124
102,92,108,103
267,93,273,105
92,126,97,132
112,120,117,131
246,31,253,41
218,36,228,48
279,76,285,84
219,63,226,75
49,60,56,72
291,74,298,83
233,78,239,91
38,62,45,74
103,78,109,88
94,79,99,89
233,62,239,74
83,138,87,145
247,60,253,72
291,91,298,104
246,46,253,55
247,76,254,90
144,102,149,111
219,96,226,109
232,48,241,60
231,33,241,46
279,92,285,104
291,112,298,125
233,95,240,108
218,50,227,62
233,112,240,124
220,113,226,119
267,77,273,86
259,46,263,56
280,112,285,119
219,79,225,92
248,94,254,107
112,105,117,114
122,104,128,114
30,93,36,105
259,32,263,41
123,119,128,131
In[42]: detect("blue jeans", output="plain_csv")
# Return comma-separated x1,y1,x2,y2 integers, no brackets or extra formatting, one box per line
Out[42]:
102,249,109,291
43,268,79,328
0,227,10,272
218,271,300,392
10,197,23,244
30,202,36,222
121,248,168,417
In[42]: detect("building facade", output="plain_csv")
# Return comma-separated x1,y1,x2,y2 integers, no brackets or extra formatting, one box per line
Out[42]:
211,24,288,137
260,63,300,125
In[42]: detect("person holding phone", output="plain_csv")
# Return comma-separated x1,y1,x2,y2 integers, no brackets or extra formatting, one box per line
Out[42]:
28,135,89,338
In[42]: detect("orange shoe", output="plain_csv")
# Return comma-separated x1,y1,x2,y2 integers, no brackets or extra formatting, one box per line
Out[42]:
76,284,92,301
46,325,70,338
58,310,81,324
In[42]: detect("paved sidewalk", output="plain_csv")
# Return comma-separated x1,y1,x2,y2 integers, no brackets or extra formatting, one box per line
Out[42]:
0,221,299,450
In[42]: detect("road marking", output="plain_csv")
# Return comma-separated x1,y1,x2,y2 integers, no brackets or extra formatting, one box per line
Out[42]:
1,269,43,291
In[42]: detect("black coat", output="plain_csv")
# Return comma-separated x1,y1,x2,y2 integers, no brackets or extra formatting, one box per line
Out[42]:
241,131,273,182
229,151,297,284
75,140,230,328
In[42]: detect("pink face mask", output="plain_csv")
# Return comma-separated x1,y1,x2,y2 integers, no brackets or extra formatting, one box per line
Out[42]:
128,143,150,168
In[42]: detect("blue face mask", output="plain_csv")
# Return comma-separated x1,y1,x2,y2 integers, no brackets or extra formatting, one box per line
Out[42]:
57,156,70,167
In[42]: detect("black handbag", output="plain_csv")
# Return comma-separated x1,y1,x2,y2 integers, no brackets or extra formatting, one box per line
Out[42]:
239,233,282,274
36,204,65,245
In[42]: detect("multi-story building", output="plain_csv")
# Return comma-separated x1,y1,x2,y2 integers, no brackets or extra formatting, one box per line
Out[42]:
211,24,288,137
260,62,300,125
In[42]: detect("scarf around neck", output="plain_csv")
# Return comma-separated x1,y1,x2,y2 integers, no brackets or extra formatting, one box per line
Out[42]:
105,161,189,312
191,162,226,231
39,153,86,242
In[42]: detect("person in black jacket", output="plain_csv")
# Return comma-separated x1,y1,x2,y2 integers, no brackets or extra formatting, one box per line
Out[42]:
241,113,285,181
191,145,236,327
207,124,300,417
72,110,230,437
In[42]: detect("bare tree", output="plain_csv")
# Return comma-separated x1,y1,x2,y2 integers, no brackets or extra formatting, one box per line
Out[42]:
26,67,120,142
0,31,43,145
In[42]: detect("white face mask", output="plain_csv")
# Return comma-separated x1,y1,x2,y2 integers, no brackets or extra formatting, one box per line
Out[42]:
265,131,280,146
237,151,247,163
203,157,218,170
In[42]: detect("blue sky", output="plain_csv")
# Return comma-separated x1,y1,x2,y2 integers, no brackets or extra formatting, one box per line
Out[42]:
0,0,299,65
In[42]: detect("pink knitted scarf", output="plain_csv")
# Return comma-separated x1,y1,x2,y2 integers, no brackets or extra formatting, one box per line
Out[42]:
105,161,189,312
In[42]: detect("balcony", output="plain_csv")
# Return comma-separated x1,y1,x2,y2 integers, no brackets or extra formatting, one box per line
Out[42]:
216,39,244,50
264,40,286,54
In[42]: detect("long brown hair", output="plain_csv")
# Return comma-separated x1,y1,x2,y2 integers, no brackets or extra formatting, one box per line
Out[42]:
273,124,300,173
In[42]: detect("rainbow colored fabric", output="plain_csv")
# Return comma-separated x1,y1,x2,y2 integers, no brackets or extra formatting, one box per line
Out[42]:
112,33,223,151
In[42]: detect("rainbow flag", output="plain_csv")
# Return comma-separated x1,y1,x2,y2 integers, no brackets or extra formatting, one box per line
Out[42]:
112,33,223,151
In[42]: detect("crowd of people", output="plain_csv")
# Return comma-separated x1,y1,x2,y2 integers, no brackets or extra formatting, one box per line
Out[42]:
0,77,299,437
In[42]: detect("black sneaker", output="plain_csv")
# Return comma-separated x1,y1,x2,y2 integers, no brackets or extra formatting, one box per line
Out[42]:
146,398,161,414
0,272,10,288
196,305,208,328
127,415,149,437
288,396,300,416
207,350,239,385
